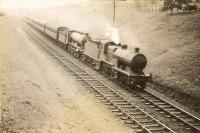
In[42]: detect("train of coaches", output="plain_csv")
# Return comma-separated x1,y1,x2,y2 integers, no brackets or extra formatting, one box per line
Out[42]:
25,18,152,90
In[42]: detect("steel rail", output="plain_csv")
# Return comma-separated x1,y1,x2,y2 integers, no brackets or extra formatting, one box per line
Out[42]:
22,23,175,133
138,89,200,133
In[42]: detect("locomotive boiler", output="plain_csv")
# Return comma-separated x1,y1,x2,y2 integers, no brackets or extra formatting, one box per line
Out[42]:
69,31,89,50
103,43,147,74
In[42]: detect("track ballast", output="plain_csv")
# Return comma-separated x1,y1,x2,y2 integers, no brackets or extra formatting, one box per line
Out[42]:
23,20,200,133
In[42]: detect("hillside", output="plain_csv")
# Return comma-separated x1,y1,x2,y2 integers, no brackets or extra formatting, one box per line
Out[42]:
26,1,200,110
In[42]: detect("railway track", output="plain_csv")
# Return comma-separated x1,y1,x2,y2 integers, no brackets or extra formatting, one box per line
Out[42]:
22,23,175,133
134,89,200,132
23,21,200,133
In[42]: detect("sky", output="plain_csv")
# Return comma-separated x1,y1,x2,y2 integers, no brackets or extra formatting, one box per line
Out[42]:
0,0,88,9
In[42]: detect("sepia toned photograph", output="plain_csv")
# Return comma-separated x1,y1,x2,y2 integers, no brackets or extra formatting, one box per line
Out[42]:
0,0,200,132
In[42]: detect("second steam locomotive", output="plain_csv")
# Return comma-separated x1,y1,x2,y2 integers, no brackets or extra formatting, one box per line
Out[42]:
25,18,152,90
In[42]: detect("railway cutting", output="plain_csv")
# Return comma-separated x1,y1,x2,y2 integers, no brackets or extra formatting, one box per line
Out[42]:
21,18,200,133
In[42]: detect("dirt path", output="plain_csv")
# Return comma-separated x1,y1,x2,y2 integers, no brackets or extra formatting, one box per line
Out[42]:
0,16,132,133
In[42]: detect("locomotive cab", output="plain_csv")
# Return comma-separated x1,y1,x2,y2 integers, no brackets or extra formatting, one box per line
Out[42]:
56,27,70,47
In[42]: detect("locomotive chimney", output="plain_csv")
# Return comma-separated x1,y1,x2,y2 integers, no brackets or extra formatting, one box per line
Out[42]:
121,45,128,49
135,47,140,53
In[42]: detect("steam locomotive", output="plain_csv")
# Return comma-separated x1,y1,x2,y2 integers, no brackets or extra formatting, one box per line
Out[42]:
25,18,152,89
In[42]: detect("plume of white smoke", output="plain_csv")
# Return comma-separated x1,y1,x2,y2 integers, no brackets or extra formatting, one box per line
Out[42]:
105,25,120,44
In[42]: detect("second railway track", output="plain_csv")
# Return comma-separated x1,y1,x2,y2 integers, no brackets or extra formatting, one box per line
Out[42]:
22,21,200,133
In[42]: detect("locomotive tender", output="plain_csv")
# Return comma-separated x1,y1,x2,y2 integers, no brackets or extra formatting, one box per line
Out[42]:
25,18,152,89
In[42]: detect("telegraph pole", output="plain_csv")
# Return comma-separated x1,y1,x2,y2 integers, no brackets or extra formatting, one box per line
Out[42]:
113,0,116,27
